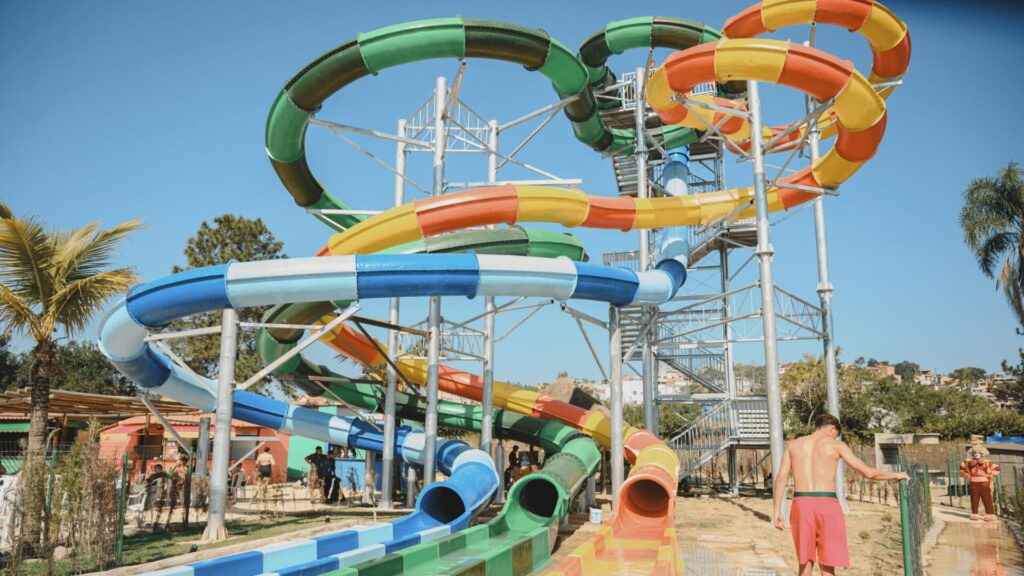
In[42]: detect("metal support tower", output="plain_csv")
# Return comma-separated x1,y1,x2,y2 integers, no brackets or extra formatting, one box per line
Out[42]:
482,119,498,460
203,307,238,542
350,72,582,499
634,67,659,435
608,306,625,498
380,117,407,510
746,80,785,480
421,78,448,488
808,78,845,504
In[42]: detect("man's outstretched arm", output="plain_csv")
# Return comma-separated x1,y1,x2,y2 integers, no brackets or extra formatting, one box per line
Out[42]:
837,442,909,481
773,446,791,530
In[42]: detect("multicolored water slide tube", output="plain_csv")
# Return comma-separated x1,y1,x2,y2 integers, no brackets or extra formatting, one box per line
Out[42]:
265,15,725,232
98,274,501,576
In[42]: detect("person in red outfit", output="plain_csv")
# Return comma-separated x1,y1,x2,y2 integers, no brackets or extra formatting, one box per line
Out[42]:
961,448,1001,521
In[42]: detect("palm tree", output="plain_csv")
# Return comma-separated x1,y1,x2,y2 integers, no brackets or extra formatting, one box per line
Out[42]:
0,203,141,458
961,162,1024,325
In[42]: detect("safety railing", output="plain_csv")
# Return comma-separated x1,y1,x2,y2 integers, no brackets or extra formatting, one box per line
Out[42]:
668,401,733,479
602,249,640,272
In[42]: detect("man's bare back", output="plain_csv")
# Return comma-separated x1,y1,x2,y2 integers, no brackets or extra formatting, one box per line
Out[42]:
786,433,844,493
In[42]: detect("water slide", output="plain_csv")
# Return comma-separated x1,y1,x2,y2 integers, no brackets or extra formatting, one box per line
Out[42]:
100,1,910,573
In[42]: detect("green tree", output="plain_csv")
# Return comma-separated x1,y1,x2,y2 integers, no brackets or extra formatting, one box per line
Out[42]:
960,162,1024,324
0,334,23,391
168,215,285,391
951,366,987,387
0,338,133,396
623,403,699,438
52,341,135,395
996,348,1024,412
893,361,919,382
0,203,140,549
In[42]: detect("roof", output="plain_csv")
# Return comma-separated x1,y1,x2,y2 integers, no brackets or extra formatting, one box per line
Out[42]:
114,413,260,429
0,388,194,421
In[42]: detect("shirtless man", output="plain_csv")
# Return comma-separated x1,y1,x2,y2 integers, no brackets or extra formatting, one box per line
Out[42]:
773,414,908,575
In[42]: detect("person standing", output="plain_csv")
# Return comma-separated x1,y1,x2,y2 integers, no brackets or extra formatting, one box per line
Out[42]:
256,446,275,484
324,450,340,503
773,414,908,576
305,446,328,504
961,447,1000,521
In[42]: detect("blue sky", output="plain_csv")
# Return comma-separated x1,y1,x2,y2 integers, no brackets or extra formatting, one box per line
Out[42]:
2,1,1023,385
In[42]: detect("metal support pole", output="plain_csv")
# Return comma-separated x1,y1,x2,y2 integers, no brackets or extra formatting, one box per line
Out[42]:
721,245,739,495
203,307,237,542
196,416,210,477
728,445,737,495
495,442,505,504
747,80,786,484
421,76,447,489
807,83,846,507
481,119,497,459
140,394,189,450
609,306,625,499
363,451,376,505
380,118,407,510
635,68,650,271
406,465,418,508
635,67,658,435
423,296,442,487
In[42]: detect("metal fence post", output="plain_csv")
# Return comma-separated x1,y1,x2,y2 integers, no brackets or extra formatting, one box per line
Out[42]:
116,449,129,565
899,478,913,576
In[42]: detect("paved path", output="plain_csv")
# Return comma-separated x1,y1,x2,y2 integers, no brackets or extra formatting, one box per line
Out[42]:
926,505,1024,575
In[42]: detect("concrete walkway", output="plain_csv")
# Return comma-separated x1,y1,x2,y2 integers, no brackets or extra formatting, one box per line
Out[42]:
925,505,1024,575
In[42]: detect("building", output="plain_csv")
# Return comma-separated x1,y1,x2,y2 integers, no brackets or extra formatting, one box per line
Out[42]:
874,433,940,472
0,389,192,473
868,364,896,378
100,413,293,481
914,370,941,388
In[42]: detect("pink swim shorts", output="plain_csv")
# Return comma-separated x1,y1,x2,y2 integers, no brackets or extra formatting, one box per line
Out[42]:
790,493,849,567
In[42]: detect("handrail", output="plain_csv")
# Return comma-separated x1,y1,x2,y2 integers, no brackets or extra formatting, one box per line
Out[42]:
668,397,770,479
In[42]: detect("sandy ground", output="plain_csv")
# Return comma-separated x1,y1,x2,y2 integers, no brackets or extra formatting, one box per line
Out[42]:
673,495,906,575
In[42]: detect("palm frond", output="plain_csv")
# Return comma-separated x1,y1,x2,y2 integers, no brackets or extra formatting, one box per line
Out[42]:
1000,259,1024,327
0,203,11,220
961,162,1024,324
46,268,139,337
0,215,55,305
54,219,143,283
0,284,41,339
977,231,1017,278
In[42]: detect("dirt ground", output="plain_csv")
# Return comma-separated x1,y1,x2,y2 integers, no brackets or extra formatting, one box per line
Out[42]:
673,494,906,575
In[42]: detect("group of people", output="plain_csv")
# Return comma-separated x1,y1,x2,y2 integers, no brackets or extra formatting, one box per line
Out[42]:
502,445,542,493
304,446,349,504
142,451,193,527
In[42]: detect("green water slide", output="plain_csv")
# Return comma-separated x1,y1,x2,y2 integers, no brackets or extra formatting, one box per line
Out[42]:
265,16,725,231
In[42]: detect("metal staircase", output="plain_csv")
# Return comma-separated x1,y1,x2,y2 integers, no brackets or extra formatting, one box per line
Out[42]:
667,397,770,480
612,156,640,197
